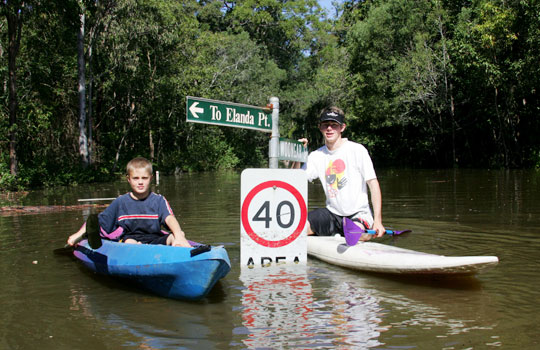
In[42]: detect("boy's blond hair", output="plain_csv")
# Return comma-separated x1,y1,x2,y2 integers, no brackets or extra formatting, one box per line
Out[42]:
126,157,153,176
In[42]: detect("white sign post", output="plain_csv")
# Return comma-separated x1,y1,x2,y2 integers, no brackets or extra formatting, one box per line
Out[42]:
240,169,307,267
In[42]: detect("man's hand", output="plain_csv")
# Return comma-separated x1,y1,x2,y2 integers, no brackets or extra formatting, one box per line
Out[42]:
371,221,386,238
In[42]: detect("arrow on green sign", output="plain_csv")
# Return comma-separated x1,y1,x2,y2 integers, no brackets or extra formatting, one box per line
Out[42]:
186,96,272,133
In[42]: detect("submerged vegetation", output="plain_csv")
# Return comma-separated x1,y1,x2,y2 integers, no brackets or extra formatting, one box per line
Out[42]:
1,0,539,190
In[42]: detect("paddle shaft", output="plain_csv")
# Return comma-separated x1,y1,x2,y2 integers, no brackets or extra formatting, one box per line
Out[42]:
343,218,410,236
343,217,411,246
364,229,405,235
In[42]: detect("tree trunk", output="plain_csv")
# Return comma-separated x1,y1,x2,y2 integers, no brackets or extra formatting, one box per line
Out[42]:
149,127,154,162
87,44,94,166
5,4,23,176
112,97,135,173
436,7,457,166
78,7,89,168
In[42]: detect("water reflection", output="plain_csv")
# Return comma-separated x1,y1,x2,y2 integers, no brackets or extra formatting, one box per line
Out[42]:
63,276,234,350
239,264,384,348
319,267,502,348
238,261,503,349
239,265,315,348
308,277,384,349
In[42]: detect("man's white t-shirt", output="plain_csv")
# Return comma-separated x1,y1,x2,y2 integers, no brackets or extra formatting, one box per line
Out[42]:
303,139,377,225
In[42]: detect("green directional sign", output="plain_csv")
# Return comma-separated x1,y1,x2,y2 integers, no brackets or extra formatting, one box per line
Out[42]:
186,96,272,133
278,138,308,162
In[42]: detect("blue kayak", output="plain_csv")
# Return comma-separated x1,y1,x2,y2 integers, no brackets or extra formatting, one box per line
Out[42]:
73,239,231,300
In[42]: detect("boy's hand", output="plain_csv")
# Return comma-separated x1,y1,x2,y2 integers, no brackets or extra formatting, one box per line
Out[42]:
172,235,192,247
67,229,85,246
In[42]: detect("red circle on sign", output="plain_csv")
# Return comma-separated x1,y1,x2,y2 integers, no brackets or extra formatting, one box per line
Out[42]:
241,180,307,248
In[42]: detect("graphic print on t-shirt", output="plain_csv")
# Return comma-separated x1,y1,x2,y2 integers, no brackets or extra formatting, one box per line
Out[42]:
325,159,347,198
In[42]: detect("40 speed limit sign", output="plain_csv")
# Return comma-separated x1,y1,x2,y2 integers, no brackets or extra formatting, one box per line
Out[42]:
240,169,307,267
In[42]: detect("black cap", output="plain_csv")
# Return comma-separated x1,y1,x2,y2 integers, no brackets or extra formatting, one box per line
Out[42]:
319,110,345,124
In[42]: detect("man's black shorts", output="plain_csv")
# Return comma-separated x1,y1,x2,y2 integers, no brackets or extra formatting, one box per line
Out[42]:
308,208,369,236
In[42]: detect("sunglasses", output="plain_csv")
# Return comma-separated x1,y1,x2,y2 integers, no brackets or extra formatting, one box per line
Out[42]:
319,122,342,129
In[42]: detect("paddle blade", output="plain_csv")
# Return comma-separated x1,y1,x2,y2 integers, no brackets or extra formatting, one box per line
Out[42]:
345,232,361,246
343,218,365,246
86,214,102,249
343,217,364,233
391,229,412,236
54,244,74,256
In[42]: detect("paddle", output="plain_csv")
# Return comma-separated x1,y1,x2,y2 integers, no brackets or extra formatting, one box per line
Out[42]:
54,223,93,256
54,224,88,256
76,198,113,249
55,213,102,253
343,217,411,246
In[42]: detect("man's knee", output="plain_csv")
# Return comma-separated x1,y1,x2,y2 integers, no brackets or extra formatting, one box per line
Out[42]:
306,220,314,235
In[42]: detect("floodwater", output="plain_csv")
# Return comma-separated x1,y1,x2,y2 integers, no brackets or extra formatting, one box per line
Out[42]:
1,169,539,349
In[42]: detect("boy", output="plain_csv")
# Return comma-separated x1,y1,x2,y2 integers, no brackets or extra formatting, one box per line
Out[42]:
294,106,385,241
67,157,191,247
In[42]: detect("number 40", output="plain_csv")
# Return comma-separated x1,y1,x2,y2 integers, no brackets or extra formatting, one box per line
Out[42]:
252,200,295,229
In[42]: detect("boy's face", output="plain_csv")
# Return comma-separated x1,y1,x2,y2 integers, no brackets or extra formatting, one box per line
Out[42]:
127,167,152,199
319,121,346,144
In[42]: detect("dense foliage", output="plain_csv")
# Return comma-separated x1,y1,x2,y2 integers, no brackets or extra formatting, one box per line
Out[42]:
1,0,539,190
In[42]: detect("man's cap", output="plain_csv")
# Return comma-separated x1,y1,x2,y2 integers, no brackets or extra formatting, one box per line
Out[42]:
319,110,345,124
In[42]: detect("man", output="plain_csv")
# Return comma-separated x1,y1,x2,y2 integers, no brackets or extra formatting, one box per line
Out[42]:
295,106,385,241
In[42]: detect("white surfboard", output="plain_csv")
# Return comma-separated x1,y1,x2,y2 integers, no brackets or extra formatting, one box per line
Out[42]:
307,236,499,275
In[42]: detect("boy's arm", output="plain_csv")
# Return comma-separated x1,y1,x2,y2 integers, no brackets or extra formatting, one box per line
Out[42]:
98,198,119,234
165,215,192,247
67,224,86,246
367,178,385,237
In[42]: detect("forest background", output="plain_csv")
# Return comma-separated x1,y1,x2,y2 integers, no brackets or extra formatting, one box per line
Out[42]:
1,0,539,190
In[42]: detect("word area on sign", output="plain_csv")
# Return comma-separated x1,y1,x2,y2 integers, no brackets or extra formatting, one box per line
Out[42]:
246,256,301,267
209,106,267,128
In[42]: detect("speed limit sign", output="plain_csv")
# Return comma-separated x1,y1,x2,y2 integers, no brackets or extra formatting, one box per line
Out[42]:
240,169,307,267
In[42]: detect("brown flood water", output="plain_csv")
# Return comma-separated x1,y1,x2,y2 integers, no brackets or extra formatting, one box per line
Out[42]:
0,169,539,349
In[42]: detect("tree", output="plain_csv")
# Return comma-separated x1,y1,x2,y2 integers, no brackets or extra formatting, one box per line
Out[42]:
0,1,25,176
452,1,520,167
343,0,455,165
76,0,115,168
77,0,88,167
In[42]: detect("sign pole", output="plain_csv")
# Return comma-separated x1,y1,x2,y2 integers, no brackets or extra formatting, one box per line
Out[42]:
269,97,280,169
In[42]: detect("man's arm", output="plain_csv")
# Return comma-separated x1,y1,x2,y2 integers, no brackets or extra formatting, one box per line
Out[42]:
367,178,385,237
291,138,309,169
